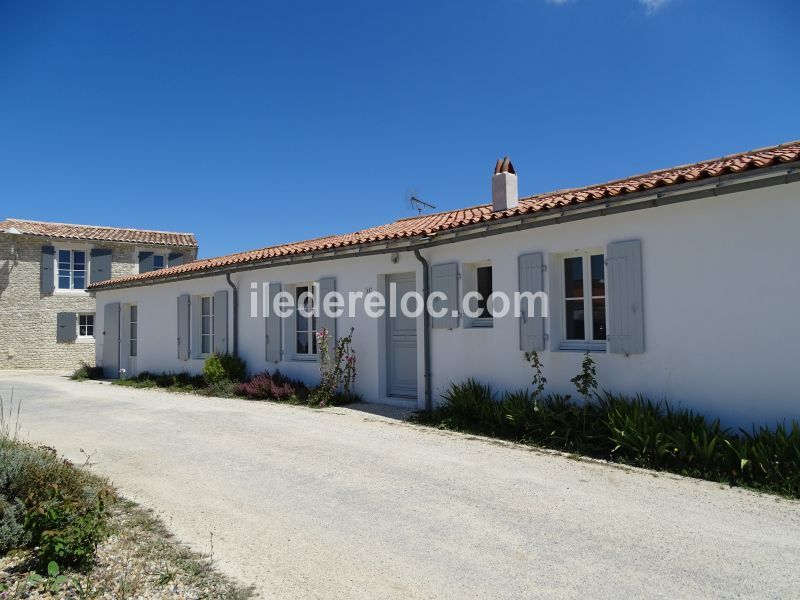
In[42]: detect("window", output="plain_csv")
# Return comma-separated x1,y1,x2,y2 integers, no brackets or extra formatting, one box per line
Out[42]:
153,254,166,271
562,253,606,349
476,266,493,320
57,249,87,290
464,262,493,328
294,285,317,356
200,296,214,355
129,305,138,357
77,313,95,339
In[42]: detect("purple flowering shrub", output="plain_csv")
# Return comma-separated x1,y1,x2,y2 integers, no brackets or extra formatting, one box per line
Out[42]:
235,370,307,402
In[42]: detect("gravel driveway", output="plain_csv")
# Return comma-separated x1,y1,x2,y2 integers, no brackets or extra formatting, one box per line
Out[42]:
1,371,798,599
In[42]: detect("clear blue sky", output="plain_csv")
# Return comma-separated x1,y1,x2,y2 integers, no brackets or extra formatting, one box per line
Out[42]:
1,0,798,258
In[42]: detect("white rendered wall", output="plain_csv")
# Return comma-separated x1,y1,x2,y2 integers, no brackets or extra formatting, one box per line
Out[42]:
96,182,800,427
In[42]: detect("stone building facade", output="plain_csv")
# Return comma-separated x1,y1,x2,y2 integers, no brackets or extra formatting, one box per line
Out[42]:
0,219,197,370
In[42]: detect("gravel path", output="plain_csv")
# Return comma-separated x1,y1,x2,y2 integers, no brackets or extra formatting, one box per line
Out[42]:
1,371,798,599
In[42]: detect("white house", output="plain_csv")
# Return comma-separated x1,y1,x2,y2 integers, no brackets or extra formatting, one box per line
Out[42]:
90,141,800,428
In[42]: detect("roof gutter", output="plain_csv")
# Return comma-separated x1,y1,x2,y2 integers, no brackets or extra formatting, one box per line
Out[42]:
225,273,239,357
91,162,800,292
413,249,432,411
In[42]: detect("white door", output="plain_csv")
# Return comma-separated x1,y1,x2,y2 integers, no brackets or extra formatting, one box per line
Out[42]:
387,273,417,398
102,302,121,379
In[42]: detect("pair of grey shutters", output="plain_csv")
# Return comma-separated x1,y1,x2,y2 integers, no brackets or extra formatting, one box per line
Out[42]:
140,252,184,273
177,291,229,360
41,246,114,293
263,277,337,362
518,242,643,354
429,240,644,355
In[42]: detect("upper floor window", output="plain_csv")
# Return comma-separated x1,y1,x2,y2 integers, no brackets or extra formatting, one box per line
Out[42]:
153,254,166,271
295,285,317,356
562,253,606,348
57,249,87,290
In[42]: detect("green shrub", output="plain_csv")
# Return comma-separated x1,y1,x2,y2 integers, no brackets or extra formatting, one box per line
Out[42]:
0,438,113,570
24,481,112,569
204,379,238,398
414,381,800,499
435,379,501,433
114,371,206,392
203,354,247,385
70,361,103,381
0,494,30,553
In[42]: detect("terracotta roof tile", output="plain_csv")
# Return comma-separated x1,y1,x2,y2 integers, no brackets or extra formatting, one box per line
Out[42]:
90,140,800,289
0,219,198,247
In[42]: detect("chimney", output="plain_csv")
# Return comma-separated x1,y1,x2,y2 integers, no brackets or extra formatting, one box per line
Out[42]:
492,156,518,212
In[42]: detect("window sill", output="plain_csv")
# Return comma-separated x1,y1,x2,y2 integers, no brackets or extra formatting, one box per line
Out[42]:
53,289,89,296
558,340,607,353
465,318,493,329
76,337,95,344
290,355,318,362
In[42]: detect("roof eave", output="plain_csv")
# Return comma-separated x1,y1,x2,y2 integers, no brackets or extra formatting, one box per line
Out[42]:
91,161,800,293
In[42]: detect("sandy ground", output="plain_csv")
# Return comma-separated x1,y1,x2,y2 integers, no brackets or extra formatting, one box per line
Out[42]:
1,370,798,599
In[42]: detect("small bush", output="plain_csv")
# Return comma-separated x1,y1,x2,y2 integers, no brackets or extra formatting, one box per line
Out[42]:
235,371,306,402
0,494,30,553
0,437,113,570
203,354,247,385
115,372,206,392
204,379,238,398
70,361,103,381
437,379,501,433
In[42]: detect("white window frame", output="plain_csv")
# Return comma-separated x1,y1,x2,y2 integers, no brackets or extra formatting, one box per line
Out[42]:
463,261,493,329
54,246,90,294
200,296,214,356
289,283,318,360
559,250,607,352
77,313,95,342
129,305,138,357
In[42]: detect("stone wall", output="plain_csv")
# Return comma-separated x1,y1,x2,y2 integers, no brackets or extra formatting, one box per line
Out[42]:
0,234,190,370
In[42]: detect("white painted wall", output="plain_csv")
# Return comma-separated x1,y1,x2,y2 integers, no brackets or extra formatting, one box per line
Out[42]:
95,182,800,428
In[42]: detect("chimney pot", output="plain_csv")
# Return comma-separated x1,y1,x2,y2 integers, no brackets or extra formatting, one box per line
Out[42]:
492,156,518,211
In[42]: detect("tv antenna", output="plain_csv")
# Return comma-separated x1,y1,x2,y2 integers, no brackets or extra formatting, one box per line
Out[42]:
407,189,436,214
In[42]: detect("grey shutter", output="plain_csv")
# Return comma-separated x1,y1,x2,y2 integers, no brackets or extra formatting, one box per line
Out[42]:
139,251,154,273
168,252,184,267
430,263,459,329
177,294,190,360
56,312,76,342
90,248,113,284
316,277,336,356
41,246,54,294
265,282,282,363
607,239,644,354
518,252,546,351
214,290,228,354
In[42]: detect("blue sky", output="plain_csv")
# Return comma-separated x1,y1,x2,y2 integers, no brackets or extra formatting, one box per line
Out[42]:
1,0,798,258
